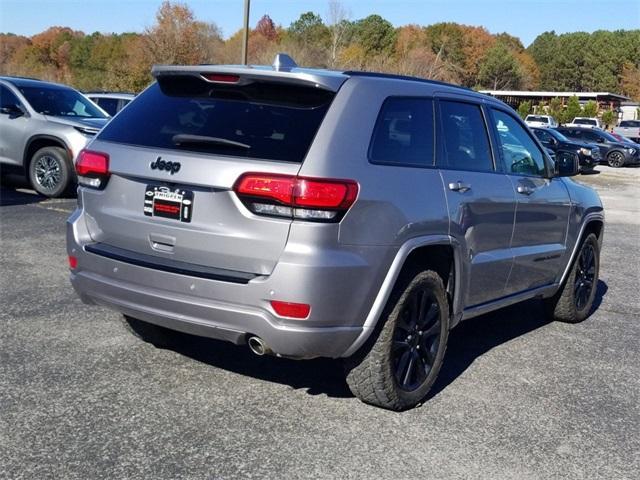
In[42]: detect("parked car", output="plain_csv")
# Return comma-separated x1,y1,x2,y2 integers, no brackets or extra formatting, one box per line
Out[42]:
525,114,558,128
0,76,110,197
557,126,640,167
531,127,600,172
612,120,640,143
85,92,135,116
68,55,604,410
564,117,603,129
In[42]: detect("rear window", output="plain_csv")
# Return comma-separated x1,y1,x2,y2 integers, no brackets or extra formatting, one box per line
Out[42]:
620,120,640,127
526,116,549,123
574,118,596,125
94,97,119,116
97,77,335,163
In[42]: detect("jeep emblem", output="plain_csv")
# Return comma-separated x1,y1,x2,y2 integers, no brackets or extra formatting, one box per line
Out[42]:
150,157,181,174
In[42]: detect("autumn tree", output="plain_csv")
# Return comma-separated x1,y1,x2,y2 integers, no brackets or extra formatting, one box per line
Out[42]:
144,1,223,65
0,34,31,75
255,14,278,41
477,44,522,89
326,0,350,67
621,61,640,101
459,25,495,86
248,15,281,64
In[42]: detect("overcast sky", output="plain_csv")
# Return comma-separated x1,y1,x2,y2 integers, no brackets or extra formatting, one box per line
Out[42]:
1,0,639,46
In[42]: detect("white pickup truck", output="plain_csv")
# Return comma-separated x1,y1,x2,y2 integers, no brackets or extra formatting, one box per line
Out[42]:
565,117,603,129
613,120,640,143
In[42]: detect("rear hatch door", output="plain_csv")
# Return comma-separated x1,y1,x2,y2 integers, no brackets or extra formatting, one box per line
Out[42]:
81,69,341,275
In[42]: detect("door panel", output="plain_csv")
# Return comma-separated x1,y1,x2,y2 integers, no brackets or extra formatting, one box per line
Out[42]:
0,85,30,165
507,175,571,291
489,108,571,293
440,170,516,307
436,99,516,307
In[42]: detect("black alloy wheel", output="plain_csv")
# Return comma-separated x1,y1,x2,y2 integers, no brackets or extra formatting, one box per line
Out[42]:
574,241,596,311
392,289,441,391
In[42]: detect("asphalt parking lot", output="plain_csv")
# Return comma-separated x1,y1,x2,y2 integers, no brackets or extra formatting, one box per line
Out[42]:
1,167,639,480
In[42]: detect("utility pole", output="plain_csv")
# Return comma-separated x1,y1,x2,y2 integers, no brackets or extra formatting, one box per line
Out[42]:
241,0,250,65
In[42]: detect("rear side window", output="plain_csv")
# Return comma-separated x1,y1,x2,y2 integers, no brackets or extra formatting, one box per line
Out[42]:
369,97,434,167
580,130,607,142
97,78,334,163
533,129,552,143
437,100,493,172
559,128,580,139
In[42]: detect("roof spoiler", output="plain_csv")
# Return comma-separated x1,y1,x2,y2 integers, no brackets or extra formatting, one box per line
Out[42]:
152,54,346,92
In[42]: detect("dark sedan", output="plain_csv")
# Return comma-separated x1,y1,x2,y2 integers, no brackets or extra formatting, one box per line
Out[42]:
532,127,600,172
556,127,640,168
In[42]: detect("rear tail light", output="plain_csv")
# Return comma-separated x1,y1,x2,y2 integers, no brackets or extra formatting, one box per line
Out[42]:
270,300,311,319
234,173,358,222
76,149,110,189
68,255,77,269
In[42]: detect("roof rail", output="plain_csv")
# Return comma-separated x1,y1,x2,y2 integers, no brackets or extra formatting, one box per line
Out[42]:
342,71,472,92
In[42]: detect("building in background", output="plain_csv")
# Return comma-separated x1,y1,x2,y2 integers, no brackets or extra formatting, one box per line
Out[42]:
480,90,629,115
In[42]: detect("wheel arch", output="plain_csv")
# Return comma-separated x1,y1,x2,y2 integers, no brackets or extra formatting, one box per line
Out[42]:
341,235,463,357
23,135,71,169
558,212,604,288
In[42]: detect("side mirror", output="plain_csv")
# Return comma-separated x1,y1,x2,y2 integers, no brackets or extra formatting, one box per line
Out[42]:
554,151,580,177
0,104,25,117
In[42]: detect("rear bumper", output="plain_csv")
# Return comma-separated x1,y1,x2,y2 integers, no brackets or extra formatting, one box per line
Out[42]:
67,209,394,359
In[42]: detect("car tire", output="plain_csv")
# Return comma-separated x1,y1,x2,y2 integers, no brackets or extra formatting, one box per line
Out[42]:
28,146,73,198
606,151,625,168
344,270,449,410
123,315,175,349
545,233,600,323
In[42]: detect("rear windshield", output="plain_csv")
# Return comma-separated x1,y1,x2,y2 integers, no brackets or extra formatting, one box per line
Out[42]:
526,116,549,123
574,118,596,125
620,120,640,127
97,77,335,163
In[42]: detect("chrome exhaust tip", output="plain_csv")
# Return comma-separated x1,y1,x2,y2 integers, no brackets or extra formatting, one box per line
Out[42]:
247,336,271,356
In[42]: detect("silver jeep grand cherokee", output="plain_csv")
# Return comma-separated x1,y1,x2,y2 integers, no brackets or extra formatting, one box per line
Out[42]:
67,55,604,410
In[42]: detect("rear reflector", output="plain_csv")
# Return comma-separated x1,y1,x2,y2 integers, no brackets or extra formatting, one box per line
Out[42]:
270,300,311,319
76,149,110,189
202,73,240,83
68,255,77,269
234,173,358,222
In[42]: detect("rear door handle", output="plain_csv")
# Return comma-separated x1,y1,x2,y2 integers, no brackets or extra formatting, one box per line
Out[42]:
517,185,535,195
448,181,471,193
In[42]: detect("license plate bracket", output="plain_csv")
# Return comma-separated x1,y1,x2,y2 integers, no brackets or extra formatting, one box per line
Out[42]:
144,185,193,223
